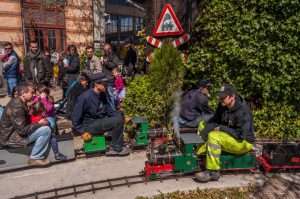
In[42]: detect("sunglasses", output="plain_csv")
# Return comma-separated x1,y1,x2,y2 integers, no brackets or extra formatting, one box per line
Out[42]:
4,47,12,50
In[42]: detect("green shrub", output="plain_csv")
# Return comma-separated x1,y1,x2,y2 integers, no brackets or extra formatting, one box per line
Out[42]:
253,103,300,140
136,187,251,199
124,44,185,127
149,44,185,127
123,76,164,126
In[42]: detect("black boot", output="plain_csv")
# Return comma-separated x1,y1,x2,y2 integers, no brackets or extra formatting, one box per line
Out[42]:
195,170,220,182
55,152,67,161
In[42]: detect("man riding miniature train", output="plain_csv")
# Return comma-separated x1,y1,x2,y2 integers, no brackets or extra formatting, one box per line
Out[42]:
71,73,130,156
179,80,214,128
195,84,255,182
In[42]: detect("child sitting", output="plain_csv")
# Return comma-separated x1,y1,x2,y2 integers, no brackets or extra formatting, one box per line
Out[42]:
112,67,125,108
31,85,67,161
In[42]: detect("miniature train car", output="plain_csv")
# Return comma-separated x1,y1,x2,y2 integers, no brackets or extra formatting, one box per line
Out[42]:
144,132,257,179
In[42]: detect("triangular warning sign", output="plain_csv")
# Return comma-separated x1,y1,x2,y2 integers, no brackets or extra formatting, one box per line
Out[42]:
152,4,184,37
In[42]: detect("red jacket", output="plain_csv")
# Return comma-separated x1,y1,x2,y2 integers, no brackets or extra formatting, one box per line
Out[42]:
114,74,125,93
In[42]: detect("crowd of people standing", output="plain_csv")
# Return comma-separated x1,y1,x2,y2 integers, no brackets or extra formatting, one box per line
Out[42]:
0,40,138,100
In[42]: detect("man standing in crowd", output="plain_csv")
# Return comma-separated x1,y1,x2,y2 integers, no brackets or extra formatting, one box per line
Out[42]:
0,82,51,166
64,45,80,85
24,41,50,85
59,45,80,97
60,45,80,97
0,42,20,97
72,75,129,156
101,43,121,110
102,43,120,76
179,80,214,128
43,48,52,86
82,45,102,76
123,39,137,77
195,84,255,182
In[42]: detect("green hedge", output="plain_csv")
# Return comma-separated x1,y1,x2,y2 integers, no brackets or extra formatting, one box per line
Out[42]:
187,0,300,106
253,103,300,139
186,0,300,139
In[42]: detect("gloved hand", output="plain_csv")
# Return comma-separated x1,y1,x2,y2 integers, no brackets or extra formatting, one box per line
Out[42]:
200,123,218,141
82,132,92,142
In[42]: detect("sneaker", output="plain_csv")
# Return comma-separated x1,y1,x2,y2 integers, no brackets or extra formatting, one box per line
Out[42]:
194,170,220,182
28,159,50,167
55,152,67,161
106,147,130,156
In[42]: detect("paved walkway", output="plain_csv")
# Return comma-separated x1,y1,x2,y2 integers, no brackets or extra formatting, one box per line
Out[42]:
0,151,257,199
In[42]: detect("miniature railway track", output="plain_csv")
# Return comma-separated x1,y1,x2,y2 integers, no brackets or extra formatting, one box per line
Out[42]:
11,171,300,199
12,174,145,199
11,173,189,199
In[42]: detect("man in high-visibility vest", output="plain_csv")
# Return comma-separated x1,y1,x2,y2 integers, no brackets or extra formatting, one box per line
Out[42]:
195,84,255,182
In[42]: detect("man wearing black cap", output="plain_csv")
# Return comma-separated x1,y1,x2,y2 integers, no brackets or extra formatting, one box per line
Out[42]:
71,75,129,156
195,84,255,182
179,80,214,128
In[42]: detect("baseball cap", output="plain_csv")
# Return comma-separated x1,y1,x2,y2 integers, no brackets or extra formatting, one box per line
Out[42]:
218,84,236,99
90,72,108,85
198,80,212,88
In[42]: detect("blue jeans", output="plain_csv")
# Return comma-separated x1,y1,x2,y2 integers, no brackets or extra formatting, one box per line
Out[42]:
27,126,51,159
0,106,4,119
107,86,116,111
46,117,60,154
6,78,17,96
47,117,56,129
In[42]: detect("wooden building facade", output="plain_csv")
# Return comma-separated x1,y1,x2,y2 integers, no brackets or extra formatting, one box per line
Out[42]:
0,0,24,55
0,0,105,56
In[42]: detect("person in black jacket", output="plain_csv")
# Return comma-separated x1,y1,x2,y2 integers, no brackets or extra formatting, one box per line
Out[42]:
71,76,129,156
102,43,121,78
123,40,137,77
43,48,52,86
101,44,121,110
179,80,214,128
23,41,50,85
195,84,255,182
65,73,89,118
62,45,80,97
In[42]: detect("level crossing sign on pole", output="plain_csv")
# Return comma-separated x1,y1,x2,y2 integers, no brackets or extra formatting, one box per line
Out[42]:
152,4,184,37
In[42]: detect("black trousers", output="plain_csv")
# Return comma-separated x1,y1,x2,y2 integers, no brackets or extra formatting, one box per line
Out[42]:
84,112,124,152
